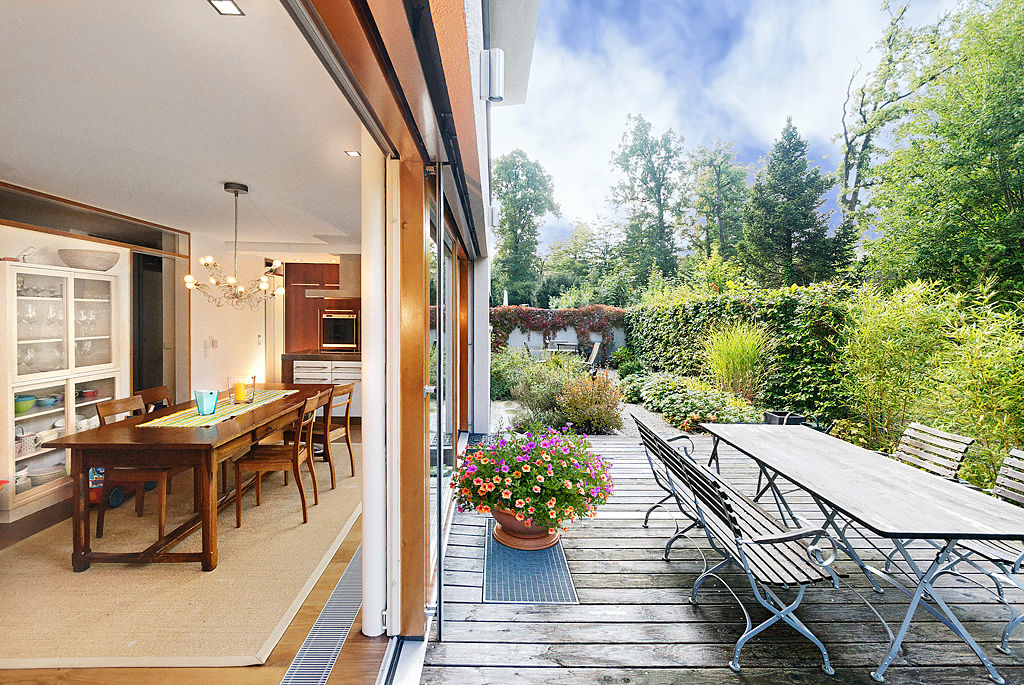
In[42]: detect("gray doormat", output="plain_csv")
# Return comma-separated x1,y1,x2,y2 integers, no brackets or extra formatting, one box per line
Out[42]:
483,519,579,604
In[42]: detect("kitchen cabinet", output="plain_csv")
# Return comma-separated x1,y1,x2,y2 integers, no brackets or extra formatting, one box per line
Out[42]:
292,359,361,417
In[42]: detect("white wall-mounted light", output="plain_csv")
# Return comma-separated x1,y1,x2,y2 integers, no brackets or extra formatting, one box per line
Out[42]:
344,150,361,157
489,204,501,226
479,48,505,103
208,0,244,16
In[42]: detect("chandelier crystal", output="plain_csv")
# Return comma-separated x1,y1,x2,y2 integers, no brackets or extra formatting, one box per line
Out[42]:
184,182,285,310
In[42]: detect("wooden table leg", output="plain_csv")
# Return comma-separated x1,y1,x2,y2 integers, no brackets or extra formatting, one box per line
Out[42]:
201,453,218,571
71,449,90,572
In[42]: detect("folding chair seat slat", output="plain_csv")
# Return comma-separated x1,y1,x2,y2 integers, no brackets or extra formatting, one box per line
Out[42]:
898,436,969,463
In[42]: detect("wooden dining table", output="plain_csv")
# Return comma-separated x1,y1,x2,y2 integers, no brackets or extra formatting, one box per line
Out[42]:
45,383,331,572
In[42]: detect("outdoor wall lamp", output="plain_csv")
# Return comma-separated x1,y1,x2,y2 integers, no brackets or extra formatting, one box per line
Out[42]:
479,48,505,102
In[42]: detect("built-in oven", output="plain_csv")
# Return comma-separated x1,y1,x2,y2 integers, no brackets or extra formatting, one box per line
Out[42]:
321,310,358,350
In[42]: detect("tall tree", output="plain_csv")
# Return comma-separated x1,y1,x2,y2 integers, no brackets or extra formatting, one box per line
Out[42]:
740,119,855,286
491,149,559,305
609,114,688,284
868,0,1024,297
689,140,748,259
836,3,953,221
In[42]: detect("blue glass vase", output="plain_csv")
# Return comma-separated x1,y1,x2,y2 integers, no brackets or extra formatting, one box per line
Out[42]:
194,390,219,415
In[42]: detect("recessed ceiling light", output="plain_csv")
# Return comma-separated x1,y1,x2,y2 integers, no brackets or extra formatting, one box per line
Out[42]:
344,150,361,157
208,0,244,16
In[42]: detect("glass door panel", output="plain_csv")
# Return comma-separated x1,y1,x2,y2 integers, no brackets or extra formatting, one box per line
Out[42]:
73,277,112,368
15,271,68,376
12,378,69,500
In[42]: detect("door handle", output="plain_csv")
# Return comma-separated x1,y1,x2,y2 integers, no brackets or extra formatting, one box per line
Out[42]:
424,385,435,397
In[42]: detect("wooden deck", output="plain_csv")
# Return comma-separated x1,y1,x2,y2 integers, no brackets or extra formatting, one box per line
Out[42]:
423,434,1024,684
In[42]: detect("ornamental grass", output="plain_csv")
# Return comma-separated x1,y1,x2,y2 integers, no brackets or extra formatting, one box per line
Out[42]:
453,425,613,533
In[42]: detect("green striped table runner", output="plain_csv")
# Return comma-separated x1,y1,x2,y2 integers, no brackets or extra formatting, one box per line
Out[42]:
138,389,299,428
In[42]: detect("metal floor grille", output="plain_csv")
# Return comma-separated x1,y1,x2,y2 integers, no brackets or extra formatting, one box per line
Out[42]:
280,546,363,685
483,519,578,604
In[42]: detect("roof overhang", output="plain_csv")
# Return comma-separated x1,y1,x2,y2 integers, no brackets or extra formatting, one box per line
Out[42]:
488,0,540,107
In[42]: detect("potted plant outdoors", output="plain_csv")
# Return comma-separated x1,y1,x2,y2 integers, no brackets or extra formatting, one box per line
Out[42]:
453,425,613,550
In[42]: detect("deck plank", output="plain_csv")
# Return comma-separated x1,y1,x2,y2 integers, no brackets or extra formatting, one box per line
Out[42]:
425,434,1024,684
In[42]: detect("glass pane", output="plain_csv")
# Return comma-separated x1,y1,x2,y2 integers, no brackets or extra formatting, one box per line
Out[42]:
72,376,117,431
74,278,112,367
429,226,439,567
15,271,67,375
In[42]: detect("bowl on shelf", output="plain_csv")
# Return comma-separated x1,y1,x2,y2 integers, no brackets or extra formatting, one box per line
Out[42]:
35,396,58,408
57,249,120,272
80,389,99,400
36,428,61,445
28,464,66,486
14,395,35,414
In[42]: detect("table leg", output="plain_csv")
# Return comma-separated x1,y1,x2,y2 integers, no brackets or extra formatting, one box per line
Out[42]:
707,437,720,473
872,539,1005,684
71,449,90,572
812,496,884,594
201,453,218,571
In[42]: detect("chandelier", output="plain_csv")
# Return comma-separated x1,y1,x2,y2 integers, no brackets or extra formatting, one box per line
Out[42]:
184,182,285,309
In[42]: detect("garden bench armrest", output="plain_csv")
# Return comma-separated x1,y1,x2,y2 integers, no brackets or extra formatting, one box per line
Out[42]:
748,526,829,545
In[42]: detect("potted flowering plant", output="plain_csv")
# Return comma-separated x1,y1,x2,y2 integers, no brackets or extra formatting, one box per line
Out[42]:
453,425,613,550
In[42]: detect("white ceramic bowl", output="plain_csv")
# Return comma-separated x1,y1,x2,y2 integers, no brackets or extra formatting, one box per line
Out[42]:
57,249,120,271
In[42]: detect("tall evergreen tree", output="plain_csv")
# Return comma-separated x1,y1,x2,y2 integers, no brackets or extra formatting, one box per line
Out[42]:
610,114,688,285
491,149,559,305
740,119,855,286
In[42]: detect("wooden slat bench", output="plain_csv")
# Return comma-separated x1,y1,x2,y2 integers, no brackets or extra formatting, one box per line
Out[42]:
641,421,845,674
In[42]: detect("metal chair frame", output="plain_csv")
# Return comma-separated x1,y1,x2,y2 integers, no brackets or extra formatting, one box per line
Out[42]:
632,415,701,560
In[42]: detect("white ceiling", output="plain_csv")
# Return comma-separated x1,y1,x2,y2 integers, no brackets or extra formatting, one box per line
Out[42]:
0,0,364,260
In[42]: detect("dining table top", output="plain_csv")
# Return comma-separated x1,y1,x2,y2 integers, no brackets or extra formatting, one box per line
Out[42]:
45,383,331,451
702,422,1024,542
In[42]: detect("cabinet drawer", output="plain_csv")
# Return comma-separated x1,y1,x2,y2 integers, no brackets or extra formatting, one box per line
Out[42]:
294,361,331,372
331,361,360,372
293,373,332,384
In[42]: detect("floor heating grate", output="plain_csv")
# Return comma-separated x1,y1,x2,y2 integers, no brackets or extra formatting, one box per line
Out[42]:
280,546,363,685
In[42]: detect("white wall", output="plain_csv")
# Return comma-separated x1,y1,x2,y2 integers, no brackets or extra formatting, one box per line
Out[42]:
187,232,267,391
505,325,626,353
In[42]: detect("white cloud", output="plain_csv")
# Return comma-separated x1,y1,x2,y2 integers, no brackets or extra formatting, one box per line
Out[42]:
491,0,958,250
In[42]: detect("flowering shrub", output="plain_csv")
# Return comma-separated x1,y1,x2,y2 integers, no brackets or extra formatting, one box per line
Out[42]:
490,304,625,353
639,373,762,432
491,346,534,400
453,426,613,533
558,372,623,434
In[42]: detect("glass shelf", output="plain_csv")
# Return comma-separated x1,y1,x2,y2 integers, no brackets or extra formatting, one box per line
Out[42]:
14,404,66,421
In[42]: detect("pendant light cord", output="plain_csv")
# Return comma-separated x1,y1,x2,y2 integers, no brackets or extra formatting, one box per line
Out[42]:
233,189,239,279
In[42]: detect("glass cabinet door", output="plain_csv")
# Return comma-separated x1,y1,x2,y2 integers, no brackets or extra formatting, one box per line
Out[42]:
73,277,112,368
15,271,68,377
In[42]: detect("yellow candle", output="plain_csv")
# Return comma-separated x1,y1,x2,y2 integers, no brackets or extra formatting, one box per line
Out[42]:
234,381,246,403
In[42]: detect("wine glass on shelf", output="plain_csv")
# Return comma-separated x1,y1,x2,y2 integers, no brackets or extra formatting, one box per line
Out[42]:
19,304,39,339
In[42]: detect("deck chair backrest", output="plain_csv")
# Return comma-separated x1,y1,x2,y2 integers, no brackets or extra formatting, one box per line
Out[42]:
993,449,1024,507
586,343,601,366
893,422,974,480
658,440,741,541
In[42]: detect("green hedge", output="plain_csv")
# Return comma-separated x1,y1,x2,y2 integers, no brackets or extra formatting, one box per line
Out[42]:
626,283,853,417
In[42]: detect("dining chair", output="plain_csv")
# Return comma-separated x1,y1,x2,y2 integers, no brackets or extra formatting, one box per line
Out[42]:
283,382,355,489
134,385,171,412
95,396,184,541
233,393,322,527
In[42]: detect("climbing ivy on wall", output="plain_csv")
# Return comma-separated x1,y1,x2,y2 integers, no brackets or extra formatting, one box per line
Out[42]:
489,304,626,353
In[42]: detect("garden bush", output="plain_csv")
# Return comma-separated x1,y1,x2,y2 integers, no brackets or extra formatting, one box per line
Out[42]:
620,373,647,404
610,345,643,378
558,373,623,434
637,373,762,432
490,346,535,401
511,355,623,434
626,282,853,417
703,321,773,402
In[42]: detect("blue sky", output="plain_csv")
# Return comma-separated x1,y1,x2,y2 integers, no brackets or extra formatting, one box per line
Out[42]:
491,0,957,250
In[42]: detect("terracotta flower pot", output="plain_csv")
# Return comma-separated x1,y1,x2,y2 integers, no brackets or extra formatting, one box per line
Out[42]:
491,508,559,550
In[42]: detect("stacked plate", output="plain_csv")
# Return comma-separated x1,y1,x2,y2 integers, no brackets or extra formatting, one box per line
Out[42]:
27,464,66,487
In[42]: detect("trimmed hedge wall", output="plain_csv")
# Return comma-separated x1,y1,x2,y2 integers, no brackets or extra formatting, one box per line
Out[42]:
626,283,853,417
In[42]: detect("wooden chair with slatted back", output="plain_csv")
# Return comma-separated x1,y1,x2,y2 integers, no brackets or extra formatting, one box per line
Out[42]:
992,449,1024,506
284,383,355,489
134,385,171,413
95,396,178,541
234,393,322,527
891,422,975,480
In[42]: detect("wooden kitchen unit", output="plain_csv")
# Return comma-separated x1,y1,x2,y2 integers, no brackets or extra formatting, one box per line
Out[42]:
283,261,360,353
281,352,361,420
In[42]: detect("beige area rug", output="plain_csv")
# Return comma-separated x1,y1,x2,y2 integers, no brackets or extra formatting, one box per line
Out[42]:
0,446,362,668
